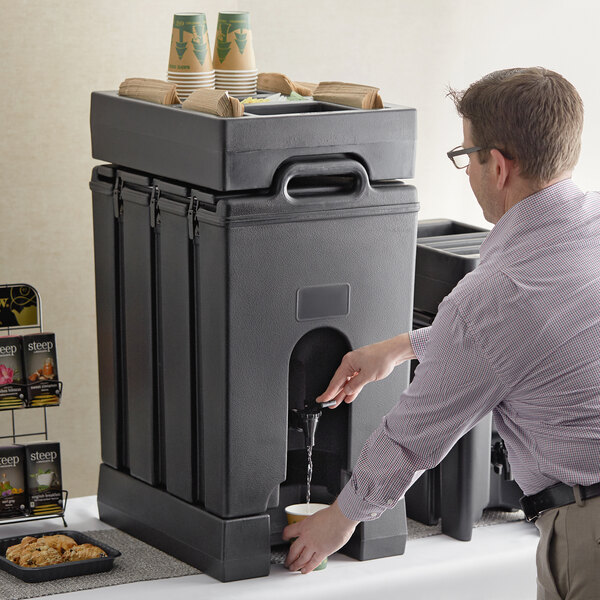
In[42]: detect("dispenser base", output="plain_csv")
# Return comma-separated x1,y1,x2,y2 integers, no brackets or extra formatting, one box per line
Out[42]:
98,464,408,581
97,464,271,582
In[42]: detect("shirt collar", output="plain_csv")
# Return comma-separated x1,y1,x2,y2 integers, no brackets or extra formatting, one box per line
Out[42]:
479,178,584,262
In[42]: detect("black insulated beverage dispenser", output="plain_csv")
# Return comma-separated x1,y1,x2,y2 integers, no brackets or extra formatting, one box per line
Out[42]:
89,92,419,581
406,220,523,541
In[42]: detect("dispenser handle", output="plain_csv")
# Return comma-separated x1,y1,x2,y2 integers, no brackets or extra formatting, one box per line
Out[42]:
275,157,370,206
320,400,337,408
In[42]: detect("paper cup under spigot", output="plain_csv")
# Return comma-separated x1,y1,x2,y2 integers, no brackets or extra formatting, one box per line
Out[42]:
285,503,329,570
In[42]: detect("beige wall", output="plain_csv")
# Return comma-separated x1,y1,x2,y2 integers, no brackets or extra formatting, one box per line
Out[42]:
1,0,598,497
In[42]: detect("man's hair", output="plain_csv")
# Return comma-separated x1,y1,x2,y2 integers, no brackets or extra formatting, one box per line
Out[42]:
448,67,584,184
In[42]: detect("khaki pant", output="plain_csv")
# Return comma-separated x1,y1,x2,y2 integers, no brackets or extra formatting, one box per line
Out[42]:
535,490,600,599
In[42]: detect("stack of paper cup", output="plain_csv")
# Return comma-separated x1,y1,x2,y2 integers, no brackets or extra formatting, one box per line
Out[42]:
213,11,257,97
167,13,215,101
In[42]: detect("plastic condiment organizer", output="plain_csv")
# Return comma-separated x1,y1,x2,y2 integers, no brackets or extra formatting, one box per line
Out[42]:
90,90,417,191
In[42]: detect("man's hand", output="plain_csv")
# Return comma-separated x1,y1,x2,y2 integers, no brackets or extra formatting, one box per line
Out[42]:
283,501,359,574
316,333,416,407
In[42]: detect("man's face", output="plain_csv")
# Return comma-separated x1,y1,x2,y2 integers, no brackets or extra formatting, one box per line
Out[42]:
462,119,503,224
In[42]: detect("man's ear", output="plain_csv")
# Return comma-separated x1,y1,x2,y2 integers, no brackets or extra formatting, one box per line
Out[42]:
489,148,512,190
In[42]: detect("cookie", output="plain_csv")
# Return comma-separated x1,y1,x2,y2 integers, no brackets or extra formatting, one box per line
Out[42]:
39,534,77,554
64,543,107,562
19,542,63,567
6,536,38,564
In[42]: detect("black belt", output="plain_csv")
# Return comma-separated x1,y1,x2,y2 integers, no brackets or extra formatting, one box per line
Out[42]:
520,482,600,522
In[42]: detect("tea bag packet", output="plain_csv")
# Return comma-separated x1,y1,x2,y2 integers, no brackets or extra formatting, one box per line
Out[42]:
22,333,60,406
313,81,384,109
118,78,181,105
257,72,316,97
182,89,245,117
25,442,63,516
0,336,25,409
0,445,27,517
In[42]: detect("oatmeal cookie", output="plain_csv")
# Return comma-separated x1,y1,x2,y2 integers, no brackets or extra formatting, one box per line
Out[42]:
19,542,63,567
39,534,77,554
64,543,107,561
6,536,38,564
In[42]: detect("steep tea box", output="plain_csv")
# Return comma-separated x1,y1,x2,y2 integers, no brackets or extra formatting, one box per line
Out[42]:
0,336,25,409
22,333,60,406
25,442,63,515
0,445,27,517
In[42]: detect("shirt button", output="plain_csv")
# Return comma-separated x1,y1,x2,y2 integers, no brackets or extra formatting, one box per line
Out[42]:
370,512,378,517
387,499,394,505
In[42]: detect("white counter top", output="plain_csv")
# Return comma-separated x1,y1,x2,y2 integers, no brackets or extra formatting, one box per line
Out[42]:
1,496,538,600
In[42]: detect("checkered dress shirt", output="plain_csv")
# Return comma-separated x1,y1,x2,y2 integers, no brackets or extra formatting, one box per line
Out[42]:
338,179,600,521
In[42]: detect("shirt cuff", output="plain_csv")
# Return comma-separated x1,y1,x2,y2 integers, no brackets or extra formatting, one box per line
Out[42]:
337,479,386,521
409,326,431,362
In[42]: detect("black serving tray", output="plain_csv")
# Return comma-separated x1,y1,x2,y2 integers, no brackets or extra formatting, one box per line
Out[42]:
0,529,120,583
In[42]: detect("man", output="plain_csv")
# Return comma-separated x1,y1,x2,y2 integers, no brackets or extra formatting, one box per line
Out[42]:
283,67,600,599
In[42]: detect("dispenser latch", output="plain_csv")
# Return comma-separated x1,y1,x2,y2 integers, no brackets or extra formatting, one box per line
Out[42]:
150,185,160,228
112,176,124,219
187,195,199,240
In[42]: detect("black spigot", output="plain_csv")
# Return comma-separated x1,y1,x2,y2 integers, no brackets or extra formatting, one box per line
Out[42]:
290,406,320,449
290,400,337,449
302,411,320,449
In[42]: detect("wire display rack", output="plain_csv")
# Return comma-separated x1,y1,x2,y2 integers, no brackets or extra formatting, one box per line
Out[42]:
0,283,68,527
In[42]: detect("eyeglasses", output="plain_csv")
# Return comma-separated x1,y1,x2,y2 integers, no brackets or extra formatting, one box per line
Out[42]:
447,145,514,169
447,145,482,169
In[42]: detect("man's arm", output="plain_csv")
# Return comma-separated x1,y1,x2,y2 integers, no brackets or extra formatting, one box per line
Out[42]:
285,298,507,568
408,325,431,362
337,300,506,521
316,331,422,407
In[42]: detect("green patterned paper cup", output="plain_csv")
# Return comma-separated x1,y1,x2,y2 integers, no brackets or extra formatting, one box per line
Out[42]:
285,503,329,571
168,13,213,73
213,11,256,71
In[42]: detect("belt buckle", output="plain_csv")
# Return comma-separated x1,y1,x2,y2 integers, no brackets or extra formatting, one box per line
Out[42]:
520,495,536,522
525,510,540,523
